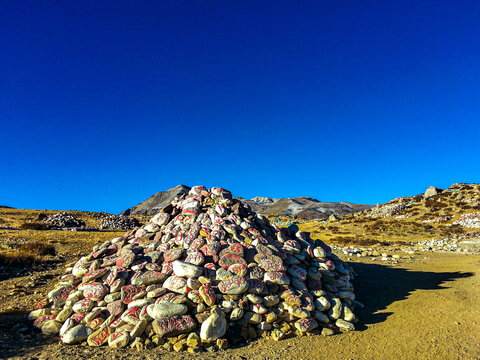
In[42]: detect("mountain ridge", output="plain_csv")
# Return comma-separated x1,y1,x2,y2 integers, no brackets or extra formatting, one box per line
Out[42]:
120,185,374,219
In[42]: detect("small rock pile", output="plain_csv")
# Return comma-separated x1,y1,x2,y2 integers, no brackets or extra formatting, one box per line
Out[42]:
29,186,360,352
43,212,86,229
453,213,480,228
99,215,140,230
365,202,407,218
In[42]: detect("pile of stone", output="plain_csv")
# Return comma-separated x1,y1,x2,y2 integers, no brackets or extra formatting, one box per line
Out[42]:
453,213,480,228
43,212,86,229
29,186,360,352
99,215,140,230
365,202,407,218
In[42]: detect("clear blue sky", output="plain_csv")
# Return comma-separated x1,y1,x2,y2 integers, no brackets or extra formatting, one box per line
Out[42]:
1,1,479,214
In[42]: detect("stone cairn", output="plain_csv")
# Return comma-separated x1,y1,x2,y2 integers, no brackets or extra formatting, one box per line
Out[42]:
99,215,140,230
29,186,360,352
43,212,86,228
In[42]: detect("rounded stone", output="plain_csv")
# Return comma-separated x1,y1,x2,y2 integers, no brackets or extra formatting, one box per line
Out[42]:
218,276,249,295
83,282,109,301
200,307,227,342
172,261,203,278
108,330,131,348
146,303,188,320
163,276,188,294
41,320,62,335
336,318,355,331
62,325,93,344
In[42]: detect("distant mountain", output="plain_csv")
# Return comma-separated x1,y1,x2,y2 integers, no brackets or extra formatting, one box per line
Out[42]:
121,185,373,219
240,196,373,220
121,185,191,216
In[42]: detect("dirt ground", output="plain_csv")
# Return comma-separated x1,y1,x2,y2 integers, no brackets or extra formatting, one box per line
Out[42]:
0,242,478,360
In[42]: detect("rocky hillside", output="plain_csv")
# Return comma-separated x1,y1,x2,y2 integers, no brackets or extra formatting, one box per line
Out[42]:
299,183,480,251
121,185,373,219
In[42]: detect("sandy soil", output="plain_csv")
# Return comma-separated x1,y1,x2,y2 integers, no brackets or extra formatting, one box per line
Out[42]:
0,249,478,360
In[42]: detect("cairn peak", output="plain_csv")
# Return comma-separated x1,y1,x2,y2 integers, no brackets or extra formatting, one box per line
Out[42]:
30,185,360,351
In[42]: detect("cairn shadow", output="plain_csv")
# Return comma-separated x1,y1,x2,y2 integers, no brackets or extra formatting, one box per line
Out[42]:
0,309,57,360
349,262,474,329
0,260,62,282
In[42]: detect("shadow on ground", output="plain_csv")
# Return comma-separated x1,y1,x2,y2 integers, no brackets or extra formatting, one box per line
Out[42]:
0,309,57,359
350,262,474,329
0,262,474,359
0,260,62,282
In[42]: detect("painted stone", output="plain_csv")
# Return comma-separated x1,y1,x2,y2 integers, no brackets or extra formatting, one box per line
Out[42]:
152,315,196,338
161,262,174,275
228,263,248,276
145,263,160,271
199,284,216,306
108,330,131,348
50,285,75,308
163,276,187,294
87,326,112,346
116,250,136,268
155,293,187,304
218,254,247,269
219,244,244,258
33,315,56,329
87,317,105,329
218,276,249,295
184,251,205,266
72,298,94,313
164,248,183,262
249,266,264,279
83,282,109,301
283,240,301,253
121,285,146,304
121,306,142,325
83,268,109,283
187,289,203,303
295,317,318,332
131,271,168,286
189,238,205,251
264,271,290,285
34,298,49,310
258,258,286,272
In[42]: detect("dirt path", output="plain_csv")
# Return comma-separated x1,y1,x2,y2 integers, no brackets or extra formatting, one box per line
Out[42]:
1,252,479,360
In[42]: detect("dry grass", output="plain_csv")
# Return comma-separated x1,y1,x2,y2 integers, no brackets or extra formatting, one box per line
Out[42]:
0,241,56,267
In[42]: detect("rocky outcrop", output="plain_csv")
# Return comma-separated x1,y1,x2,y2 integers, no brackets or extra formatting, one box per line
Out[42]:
121,185,190,216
